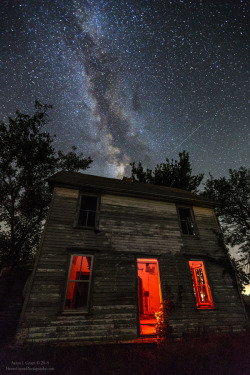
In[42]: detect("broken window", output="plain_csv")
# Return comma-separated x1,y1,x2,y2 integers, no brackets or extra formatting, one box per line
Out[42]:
78,195,97,227
64,255,93,311
189,261,214,309
178,207,196,235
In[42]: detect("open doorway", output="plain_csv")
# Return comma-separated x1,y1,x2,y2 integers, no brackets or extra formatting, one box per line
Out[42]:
137,258,162,336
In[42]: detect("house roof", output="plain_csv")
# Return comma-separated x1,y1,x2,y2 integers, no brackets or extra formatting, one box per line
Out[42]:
47,171,217,208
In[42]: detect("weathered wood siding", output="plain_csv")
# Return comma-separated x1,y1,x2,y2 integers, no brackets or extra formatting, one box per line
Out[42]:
18,188,248,344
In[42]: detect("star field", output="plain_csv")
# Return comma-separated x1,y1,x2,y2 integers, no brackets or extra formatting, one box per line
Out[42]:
0,0,249,179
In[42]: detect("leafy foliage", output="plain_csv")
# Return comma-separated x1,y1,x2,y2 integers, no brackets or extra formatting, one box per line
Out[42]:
203,167,250,285
0,101,92,269
155,286,174,341
130,151,203,192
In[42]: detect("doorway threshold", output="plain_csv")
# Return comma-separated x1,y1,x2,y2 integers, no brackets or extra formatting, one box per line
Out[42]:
134,335,158,343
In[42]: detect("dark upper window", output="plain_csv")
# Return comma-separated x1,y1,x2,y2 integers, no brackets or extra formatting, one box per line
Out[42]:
178,207,196,235
64,255,93,311
78,195,98,227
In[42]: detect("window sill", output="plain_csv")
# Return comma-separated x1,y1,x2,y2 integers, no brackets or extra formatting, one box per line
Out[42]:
74,225,100,233
181,234,200,239
61,309,90,315
196,307,215,310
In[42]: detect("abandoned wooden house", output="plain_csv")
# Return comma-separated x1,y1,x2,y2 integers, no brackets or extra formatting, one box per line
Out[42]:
18,171,248,344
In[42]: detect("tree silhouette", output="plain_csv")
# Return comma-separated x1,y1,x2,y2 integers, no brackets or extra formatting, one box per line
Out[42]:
0,101,92,269
130,151,203,193
203,167,250,287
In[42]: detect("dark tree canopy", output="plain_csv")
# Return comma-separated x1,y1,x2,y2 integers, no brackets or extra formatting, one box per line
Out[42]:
0,101,92,269
130,151,204,193
202,167,250,285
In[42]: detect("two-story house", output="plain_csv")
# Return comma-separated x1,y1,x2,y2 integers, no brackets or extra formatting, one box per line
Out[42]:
18,171,248,344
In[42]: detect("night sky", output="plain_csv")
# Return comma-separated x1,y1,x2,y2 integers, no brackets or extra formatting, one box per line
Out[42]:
0,0,249,180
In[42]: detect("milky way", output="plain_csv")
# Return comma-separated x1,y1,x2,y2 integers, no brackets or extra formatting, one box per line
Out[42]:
0,0,249,178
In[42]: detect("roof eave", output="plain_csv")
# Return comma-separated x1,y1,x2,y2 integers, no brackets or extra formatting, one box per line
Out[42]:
47,179,218,208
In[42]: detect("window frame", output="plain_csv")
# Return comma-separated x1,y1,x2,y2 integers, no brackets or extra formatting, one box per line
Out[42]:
63,254,94,314
188,260,215,310
75,193,100,229
176,205,198,236
136,257,163,337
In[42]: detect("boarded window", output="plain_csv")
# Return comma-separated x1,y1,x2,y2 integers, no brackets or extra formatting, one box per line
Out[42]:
78,195,97,227
64,255,93,311
189,261,214,309
178,207,196,235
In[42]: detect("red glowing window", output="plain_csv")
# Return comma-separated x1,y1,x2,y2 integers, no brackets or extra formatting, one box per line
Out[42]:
64,255,93,311
189,261,214,309
137,259,162,336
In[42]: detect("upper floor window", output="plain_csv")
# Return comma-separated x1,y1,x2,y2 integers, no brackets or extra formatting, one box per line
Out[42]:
64,255,93,311
189,261,214,309
178,207,196,235
78,195,98,227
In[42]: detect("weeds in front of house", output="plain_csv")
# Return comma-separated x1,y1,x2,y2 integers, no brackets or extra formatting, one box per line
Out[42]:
0,331,249,375
155,285,175,342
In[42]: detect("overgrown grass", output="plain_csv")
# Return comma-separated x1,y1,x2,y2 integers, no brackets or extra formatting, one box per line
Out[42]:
1,332,249,375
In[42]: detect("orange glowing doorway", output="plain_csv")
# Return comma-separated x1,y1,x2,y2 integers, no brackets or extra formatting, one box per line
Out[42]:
137,258,162,336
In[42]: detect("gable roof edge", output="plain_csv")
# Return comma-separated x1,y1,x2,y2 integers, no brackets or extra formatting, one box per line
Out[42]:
47,171,218,208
